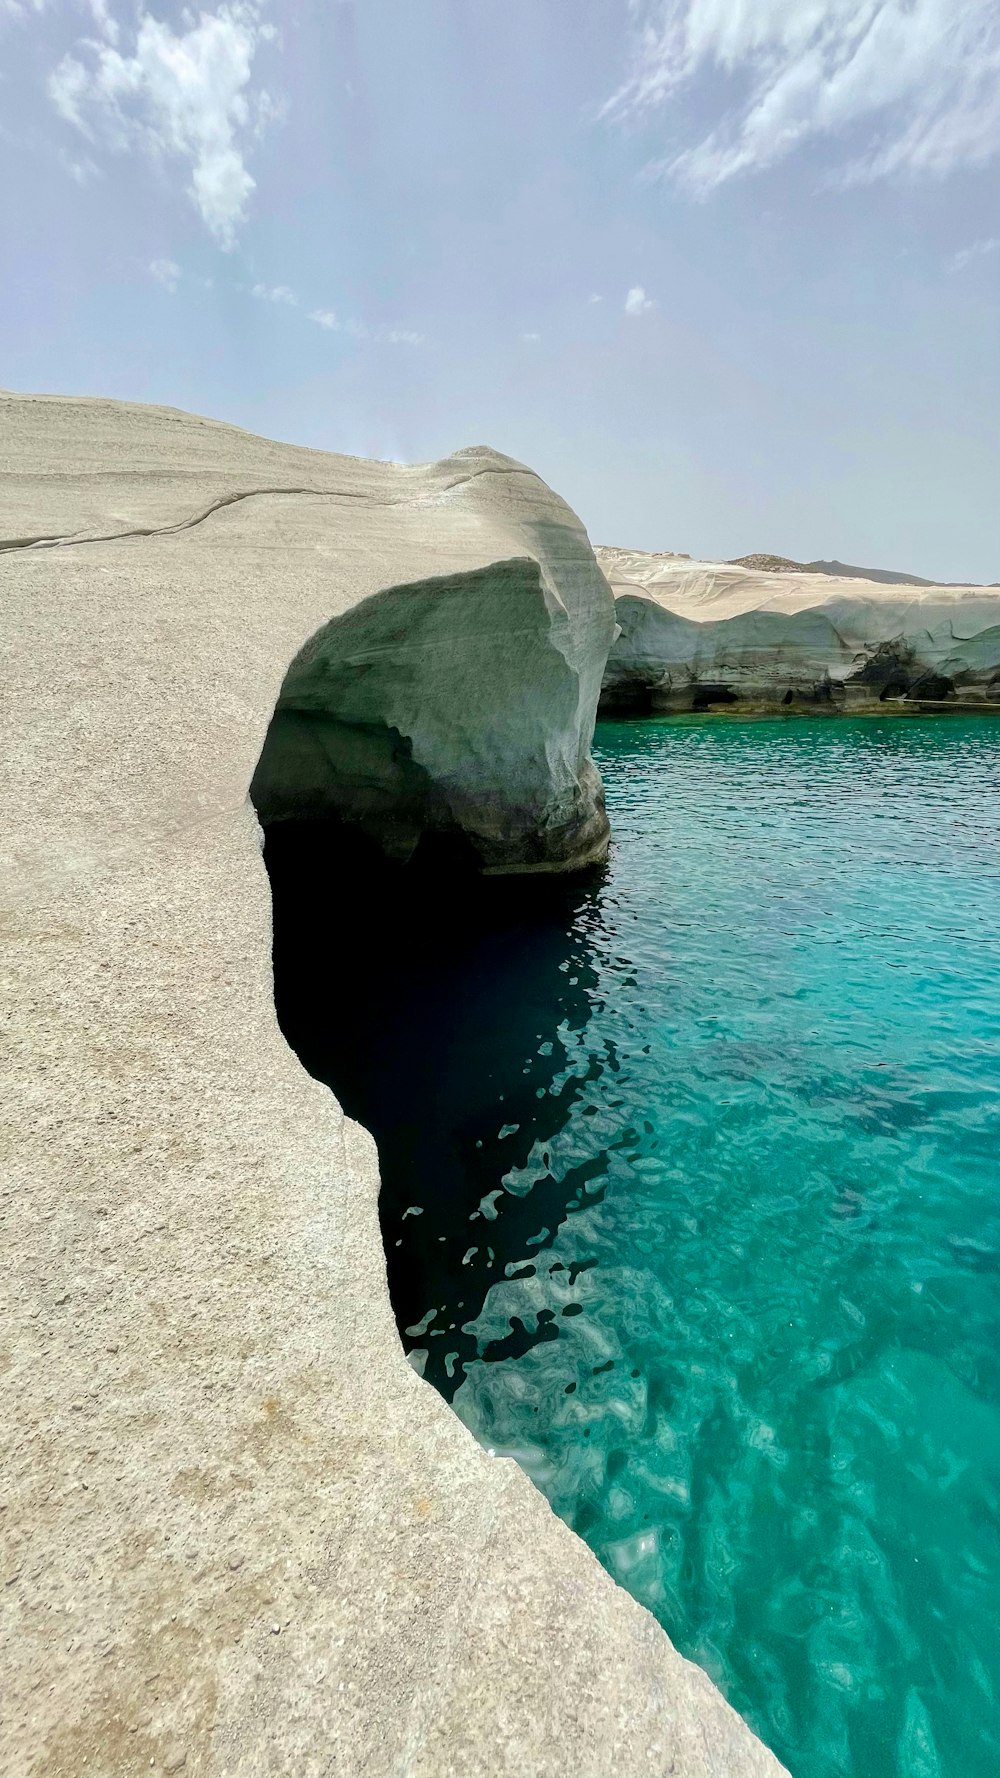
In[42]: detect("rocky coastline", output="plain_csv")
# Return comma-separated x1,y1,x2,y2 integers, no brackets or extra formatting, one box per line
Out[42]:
598,546,1000,716
2,394,787,1778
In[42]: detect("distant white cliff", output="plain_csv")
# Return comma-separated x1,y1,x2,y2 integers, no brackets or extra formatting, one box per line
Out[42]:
598,546,1000,713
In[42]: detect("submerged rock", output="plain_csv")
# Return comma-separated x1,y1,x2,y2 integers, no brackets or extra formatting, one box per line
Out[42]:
598,548,1000,714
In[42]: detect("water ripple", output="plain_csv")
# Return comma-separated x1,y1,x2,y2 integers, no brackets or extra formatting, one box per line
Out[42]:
270,713,1000,1778
454,717,1000,1778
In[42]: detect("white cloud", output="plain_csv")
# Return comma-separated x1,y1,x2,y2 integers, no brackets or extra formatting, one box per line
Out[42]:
149,256,181,291
48,3,275,246
85,0,118,42
253,281,297,304
58,147,101,184
306,307,423,345
588,292,603,304
0,0,47,18
310,307,358,335
520,330,541,342
624,285,654,315
11,1,122,29
948,237,1000,273
606,0,1000,193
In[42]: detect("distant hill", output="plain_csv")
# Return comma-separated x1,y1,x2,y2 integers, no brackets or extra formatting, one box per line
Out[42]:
727,554,994,588
726,554,819,574
807,558,936,586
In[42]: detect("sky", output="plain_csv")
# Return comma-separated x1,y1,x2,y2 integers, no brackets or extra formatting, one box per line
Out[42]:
2,0,998,581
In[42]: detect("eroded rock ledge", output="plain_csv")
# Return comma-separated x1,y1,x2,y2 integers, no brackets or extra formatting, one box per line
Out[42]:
2,394,785,1778
598,547,1000,714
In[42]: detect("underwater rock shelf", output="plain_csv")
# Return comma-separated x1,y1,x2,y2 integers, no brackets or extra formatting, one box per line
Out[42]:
2,393,785,1777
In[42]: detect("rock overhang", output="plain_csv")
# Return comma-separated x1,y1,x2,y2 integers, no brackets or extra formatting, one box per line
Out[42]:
250,554,612,874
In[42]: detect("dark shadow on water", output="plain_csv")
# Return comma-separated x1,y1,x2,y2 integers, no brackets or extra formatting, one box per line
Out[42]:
263,819,608,1399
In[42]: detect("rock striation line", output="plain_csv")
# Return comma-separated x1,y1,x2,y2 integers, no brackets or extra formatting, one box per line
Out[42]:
0,463,543,555
0,486,368,552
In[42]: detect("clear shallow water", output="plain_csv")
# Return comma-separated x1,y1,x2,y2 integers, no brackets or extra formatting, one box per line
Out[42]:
267,714,1000,1778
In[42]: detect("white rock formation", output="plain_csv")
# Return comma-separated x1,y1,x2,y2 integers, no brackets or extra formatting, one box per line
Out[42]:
2,394,786,1777
4,395,613,874
598,546,1000,713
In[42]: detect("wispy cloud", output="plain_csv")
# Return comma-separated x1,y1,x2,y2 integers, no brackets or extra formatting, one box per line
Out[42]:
605,0,1000,194
305,304,424,345
149,265,420,338
624,285,654,315
58,146,102,185
1,0,49,18
11,0,125,33
253,281,297,305
948,237,1000,273
520,330,541,342
86,0,119,41
245,290,424,344
48,2,276,246
149,256,181,292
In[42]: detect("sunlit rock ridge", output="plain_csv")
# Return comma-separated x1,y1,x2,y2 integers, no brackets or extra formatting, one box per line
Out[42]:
599,546,1000,714
1,394,785,1778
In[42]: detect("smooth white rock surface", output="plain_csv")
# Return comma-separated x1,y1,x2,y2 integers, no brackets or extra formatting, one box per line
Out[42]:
1,395,786,1778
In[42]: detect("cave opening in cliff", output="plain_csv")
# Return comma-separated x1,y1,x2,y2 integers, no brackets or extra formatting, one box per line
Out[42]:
691,682,738,711
262,809,606,1398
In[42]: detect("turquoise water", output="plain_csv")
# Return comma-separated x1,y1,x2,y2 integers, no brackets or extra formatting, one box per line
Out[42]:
268,714,1000,1778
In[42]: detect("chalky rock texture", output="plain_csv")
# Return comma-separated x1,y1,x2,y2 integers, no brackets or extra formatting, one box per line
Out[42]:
599,547,1000,713
251,554,610,874
5,394,614,874
2,394,786,1778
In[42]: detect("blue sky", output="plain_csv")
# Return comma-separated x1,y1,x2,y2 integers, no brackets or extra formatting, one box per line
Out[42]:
2,0,998,580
